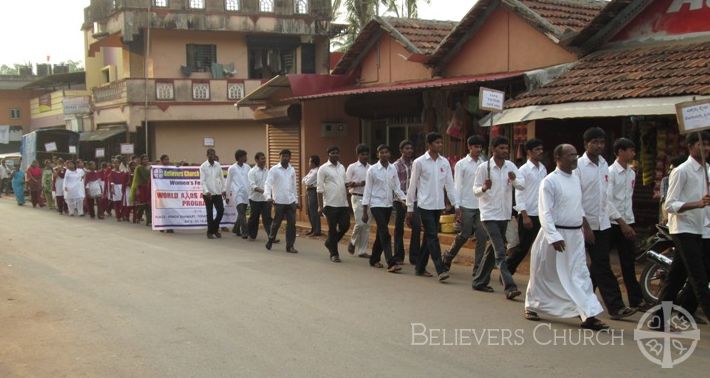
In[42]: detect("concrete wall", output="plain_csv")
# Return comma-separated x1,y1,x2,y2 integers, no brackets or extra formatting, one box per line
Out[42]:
443,7,577,76
153,120,266,164
0,90,34,133
359,33,432,84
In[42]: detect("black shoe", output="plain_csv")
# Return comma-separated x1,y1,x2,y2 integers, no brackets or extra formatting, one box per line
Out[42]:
610,307,637,320
505,289,522,300
265,239,273,250
242,235,248,240
207,233,215,239
273,239,281,244
330,255,341,263
166,229,174,234
311,232,322,237
473,285,494,293
580,318,610,331
415,271,433,277
215,232,222,239
286,247,298,254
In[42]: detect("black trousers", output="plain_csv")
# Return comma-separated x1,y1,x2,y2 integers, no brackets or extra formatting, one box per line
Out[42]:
370,207,396,267
306,188,321,234
417,208,444,275
657,235,710,322
204,194,224,235
394,201,421,264
587,229,626,313
270,202,296,249
233,203,248,236
247,200,272,239
506,215,540,275
610,224,644,307
323,206,350,257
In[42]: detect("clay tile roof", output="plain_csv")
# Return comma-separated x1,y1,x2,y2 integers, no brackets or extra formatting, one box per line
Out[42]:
505,41,710,108
382,17,459,55
518,0,607,34
332,16,456,74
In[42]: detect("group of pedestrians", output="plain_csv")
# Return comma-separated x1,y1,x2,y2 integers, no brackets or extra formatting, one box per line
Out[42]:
9,128,709,333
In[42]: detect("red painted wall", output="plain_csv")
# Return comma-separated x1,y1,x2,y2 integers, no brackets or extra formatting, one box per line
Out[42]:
614,0,710,42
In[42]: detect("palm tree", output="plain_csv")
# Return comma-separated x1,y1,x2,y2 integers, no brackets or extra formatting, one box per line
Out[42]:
334,0,431,50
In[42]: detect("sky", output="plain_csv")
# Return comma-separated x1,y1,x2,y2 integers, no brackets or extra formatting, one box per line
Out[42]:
0,0,479,67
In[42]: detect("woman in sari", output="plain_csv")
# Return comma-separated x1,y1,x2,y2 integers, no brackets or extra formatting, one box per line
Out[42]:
11,163,25,205
130,154,152,226
26,160,44,208
42,160,55,209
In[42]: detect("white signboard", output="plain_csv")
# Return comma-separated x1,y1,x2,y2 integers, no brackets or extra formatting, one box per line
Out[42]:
0,125,9,144
479,87,505,112
151,166,236,230
69,145,77,154
63,96,91,115
96,148,105,158
45,142,58,152
676,99,710,134
120,143,135,155
204,137,215,147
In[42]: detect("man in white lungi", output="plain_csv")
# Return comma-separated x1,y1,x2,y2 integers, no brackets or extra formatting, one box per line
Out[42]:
524,144,608,331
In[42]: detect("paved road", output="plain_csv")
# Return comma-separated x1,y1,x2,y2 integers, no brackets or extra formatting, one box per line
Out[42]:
1,198,708,377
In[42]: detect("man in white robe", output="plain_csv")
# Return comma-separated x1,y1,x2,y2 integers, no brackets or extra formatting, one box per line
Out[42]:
524,144,608,330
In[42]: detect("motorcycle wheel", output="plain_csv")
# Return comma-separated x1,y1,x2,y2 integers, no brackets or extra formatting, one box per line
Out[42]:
640,262,666,303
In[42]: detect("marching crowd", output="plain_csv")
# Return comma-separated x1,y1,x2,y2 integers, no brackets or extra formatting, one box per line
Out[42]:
4,127,710,332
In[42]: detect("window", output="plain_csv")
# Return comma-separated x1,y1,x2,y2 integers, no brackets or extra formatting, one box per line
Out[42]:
259,0,274,12
248,48,296,79
227,83,245,100
294,0,308,14
189,0,205,9
192,82,210,100
301,44,316,74
153,0,167,7
156,82,175,100
186,44,216,72
9,108,20,119
225,0,240,11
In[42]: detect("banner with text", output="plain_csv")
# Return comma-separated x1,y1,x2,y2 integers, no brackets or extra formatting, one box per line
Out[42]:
151,166,236,230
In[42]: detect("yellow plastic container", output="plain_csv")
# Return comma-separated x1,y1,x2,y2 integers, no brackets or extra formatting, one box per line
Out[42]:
441,223,456,234
440,214,456,224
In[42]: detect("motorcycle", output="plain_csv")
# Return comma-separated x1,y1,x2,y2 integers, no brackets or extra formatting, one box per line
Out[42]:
639,225,675,303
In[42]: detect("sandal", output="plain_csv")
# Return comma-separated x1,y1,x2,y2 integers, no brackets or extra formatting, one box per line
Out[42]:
371,262,384,268
524,310,541,321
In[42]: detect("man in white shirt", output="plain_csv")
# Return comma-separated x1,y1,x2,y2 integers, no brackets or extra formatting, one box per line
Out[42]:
362,144,405,273
317,146,350,262
607,138,645,309
302,154,322,236
393,140,421,265
524,144,608,331
264,149,299,253
575,127,636,320
247,152,273,241
406,132,459,282
472,136,525,299
443,135,489,275
226,149,251,239
507,138,547,276
652,131,710,330
0,159,9,198
199,148,227,239
346,144,372,258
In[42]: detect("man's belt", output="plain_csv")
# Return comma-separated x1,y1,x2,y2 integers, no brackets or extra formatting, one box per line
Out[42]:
556,224,583,230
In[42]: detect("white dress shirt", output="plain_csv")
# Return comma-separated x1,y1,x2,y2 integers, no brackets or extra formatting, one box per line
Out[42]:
363,161,405,208
607,160,636,225
63,169,85,200
574,153,611,231
665,157,708,235
0,165,8,180
302,167,318,187
226,162,250,205
474,160,524,221
406,151,457,211
316,160,348,208
200,160,225,195
265,163,298,205
515,160,547,217
248,165,268,202
346,161,370,195
455,154,485,210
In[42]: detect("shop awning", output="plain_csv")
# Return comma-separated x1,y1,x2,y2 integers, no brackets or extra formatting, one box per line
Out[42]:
489,95,710,125
80,127,126,142
292,72,524,101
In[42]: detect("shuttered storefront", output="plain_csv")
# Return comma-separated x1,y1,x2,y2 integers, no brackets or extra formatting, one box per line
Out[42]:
266,123,301,198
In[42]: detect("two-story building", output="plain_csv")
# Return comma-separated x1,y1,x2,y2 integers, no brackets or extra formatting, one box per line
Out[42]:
83,0,333,163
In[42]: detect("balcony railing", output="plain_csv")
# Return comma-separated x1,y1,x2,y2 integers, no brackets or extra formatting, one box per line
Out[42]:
92,78,263,105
